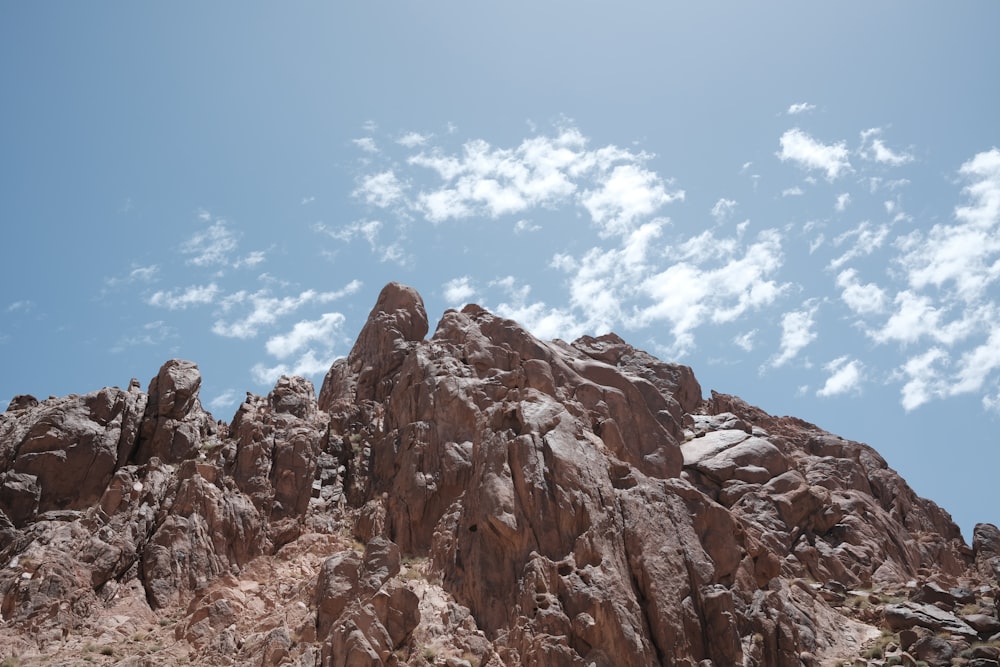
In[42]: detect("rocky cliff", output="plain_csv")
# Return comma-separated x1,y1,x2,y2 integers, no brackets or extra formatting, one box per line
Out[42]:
1,282,998,667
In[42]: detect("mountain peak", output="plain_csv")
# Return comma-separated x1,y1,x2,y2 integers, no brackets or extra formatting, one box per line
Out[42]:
0,286,995,666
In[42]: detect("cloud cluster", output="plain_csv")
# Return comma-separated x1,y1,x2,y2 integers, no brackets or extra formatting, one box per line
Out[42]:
352,125,683,239
213,282,361,339
842,148,1000,409
778,128,852,180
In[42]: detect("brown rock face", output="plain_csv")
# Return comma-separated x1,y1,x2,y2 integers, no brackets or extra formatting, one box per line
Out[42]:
0,283,991,667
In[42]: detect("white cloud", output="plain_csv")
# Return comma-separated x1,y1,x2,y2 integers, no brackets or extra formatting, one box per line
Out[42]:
860,128,914,166
871,139,913,166
487,276,583,341
148,283,221,310
768,302,819,368
353,137,378,153
408,129,589,223
952,326,1000,396
443,276,477,305
234,250,266,269
252,349,339,386
212,281,361,339
581,164,684,236
869,290,980,347
634,228,786,355
316,220,383,250
777,128,852,180
354,170,405,208
808,234,825,254
182,219,239,267
835,193,851,212
787,102,816,115
399,126,683,234
513,219,541,234
129,265,158,282
711,198,737,222
817,356,863,397
782,186,804,197
898,347,948,411
265,312,346,359
829,221,890,270
7,300,34,313
895,148,1000,303
836,268,887,315
397,131,430,148
208,389,240,414
734,330,757,352
110,320,177,352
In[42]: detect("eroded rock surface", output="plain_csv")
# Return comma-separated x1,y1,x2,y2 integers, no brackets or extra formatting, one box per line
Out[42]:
0,283,994,666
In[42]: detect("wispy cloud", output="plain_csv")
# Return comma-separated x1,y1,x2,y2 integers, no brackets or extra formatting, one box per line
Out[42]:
315,220,383,250
734,329,757,352
898,347,948,411
443,276,478,305
251,349,339,387
264,312,346,359
786,102,816,115
777,128,851,180
354,171,405,208
249,306,354,386
397,131,430,148
513,219,541,234
6,300,34,313
353,137,378,153
110,320,177,352
104,264,159,291
148,284,221,310
829,221,890,270
234,251,266,269
710,198,737,223
207,389,240,414
860,128,914,166
213,281,361,339
182,215,239,267
768,302,819,368
817,356,863,397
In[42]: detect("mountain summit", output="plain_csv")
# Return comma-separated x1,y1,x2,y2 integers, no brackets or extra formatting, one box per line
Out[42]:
1,283,998,667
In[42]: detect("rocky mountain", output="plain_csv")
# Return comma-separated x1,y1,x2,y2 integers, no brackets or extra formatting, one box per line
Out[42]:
1,282,999,667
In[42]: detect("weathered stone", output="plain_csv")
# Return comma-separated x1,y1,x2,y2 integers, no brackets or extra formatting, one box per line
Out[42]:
884,602,979,639
133,359,212,464
964,613,1000,636
910,635,954,665
0,283,994,667
974,523,1000,582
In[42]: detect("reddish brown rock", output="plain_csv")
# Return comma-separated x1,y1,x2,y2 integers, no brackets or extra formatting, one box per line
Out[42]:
133,359,214,464
0,283,995,667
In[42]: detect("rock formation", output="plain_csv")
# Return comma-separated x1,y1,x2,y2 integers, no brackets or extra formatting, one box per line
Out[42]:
0,282,997,667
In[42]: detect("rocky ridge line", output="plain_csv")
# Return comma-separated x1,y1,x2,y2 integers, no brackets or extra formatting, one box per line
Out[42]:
0,282,997,667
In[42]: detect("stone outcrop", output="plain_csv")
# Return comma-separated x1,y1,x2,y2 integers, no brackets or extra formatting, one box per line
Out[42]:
0,282,995,667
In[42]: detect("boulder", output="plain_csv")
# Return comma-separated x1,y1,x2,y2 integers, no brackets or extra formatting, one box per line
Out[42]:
884,602,979,639
974,523,1000,581
133,359,213,464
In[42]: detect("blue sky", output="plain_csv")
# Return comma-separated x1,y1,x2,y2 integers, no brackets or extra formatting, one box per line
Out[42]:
2,3,999,538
